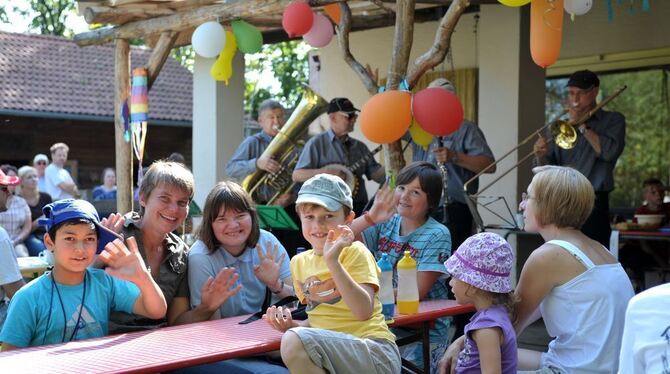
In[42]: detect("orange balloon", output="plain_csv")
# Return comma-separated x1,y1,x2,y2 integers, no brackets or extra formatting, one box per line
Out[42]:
530,0,564,68
359,91,412,144
324,4,341,24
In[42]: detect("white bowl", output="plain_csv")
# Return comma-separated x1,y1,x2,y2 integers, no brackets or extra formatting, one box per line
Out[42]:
634,214,665,225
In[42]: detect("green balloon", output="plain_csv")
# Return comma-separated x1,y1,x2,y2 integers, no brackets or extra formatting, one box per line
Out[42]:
231,20,263,54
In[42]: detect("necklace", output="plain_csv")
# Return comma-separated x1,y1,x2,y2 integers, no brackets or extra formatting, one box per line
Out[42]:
51,271,87,342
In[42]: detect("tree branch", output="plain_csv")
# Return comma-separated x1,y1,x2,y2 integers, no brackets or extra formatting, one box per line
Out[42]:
336,1,378,95
146,31,178,90
406,0,470,87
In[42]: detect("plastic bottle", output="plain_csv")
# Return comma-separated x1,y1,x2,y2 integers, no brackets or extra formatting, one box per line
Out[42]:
377,253,395,320
396,250,419,315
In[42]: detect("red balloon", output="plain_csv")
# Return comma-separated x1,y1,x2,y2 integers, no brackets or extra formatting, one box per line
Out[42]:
282,2,314,38
412,87,464,136
359,91,412,144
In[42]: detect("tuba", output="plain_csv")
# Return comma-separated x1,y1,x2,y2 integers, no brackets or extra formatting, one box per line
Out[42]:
242,86,328,204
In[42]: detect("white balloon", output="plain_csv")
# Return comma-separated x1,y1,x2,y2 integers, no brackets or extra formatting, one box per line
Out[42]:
564,0,592,16
191,21,226,58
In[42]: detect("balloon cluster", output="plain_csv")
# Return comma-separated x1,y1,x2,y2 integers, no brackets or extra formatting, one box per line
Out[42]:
359,87,464,146
498,0,592,68
282,1,334,48
191,20,264,84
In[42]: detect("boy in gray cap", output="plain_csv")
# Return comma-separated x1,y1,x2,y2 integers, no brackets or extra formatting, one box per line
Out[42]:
264,173,400,373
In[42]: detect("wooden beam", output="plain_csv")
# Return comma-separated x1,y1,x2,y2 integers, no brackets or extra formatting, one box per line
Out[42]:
114,39,132,215
146,31,178,90
84,5,175,25
261,6,455,44
74,0,285,46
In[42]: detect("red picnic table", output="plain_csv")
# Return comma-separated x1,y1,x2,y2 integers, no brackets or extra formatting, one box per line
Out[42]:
0,299,473,373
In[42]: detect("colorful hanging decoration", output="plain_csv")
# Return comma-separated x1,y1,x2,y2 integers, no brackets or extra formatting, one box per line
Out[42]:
303,13,334,48
282,1,314,38
530,0,564,68
121,100,130,143
231,20,263,54
130,68,149,185
211,31,237,85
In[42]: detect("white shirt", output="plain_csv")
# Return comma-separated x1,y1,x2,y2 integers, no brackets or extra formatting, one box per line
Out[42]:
618,283,670,374
540,240,634,373
44,163,75,200
0,227,22,301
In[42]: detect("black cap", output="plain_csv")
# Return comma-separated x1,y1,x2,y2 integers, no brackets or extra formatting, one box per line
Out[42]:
567,70,600,89
327,97,360,114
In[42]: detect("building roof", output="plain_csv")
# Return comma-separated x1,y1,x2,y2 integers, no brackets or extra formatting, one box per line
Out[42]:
0,31,192,124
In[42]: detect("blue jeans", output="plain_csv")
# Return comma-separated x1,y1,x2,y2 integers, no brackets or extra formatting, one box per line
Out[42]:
169,358,288,374
24,233,46,256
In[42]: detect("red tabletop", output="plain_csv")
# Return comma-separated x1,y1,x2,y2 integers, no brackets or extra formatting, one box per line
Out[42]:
391,299,475,327
0,314,282,373
0,300,473,373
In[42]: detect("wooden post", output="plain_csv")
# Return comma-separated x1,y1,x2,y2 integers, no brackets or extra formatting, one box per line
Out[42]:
115,39,132,215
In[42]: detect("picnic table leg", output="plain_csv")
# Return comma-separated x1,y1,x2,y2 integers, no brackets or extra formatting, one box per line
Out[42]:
422,321,430,374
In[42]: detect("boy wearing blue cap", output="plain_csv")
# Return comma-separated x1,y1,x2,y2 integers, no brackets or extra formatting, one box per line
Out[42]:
263,174,400,373
0,199,166,350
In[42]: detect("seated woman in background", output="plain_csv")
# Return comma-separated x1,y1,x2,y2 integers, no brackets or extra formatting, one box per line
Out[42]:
441,166,635,374
350,161,452,373
184,180,292,373
16,166,51,256
92,167,117,201
0,167,31,257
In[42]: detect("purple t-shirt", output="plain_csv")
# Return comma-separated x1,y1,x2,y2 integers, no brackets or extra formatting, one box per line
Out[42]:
456,305,517,374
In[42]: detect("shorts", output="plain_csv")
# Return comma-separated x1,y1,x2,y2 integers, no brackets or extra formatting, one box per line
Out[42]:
290,326,401,374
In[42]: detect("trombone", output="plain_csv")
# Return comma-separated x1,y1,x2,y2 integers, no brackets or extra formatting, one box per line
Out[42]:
464,85,627,199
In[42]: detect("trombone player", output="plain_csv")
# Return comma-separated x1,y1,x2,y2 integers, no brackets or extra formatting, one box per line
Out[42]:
533,70,626,247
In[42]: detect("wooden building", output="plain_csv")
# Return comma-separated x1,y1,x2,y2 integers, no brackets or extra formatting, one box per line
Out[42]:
0,31,192,190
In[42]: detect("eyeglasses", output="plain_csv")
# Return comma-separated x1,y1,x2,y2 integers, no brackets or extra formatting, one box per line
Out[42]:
338,112,358,121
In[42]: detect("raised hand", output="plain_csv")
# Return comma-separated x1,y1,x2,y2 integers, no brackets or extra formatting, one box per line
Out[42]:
263,305,294,332
323,225,354,264
368,183,398,224
253,242,286,290
199,267,241,312
99,237,148,283
101,213,125,235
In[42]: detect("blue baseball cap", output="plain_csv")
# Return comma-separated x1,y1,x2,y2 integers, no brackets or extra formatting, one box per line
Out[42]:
40,199,122,254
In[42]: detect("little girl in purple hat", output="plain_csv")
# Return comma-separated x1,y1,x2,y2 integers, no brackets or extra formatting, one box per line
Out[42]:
440,232,517,374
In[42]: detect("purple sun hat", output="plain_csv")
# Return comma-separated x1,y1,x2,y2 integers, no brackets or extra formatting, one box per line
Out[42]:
444,232,514,293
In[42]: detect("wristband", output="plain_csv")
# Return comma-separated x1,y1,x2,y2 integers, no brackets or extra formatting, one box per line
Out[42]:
363,211,376,226
271,279,284,294
449,151,459,164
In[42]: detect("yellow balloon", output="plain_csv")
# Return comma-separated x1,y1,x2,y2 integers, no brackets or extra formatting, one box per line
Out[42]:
408,120,433,150
498,0,531,6
210,31,237,85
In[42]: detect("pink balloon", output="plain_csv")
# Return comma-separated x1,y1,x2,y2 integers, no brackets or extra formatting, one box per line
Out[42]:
303,13,333,48
412,88,464,136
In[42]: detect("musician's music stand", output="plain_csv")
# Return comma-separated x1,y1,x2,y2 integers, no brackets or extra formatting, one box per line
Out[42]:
257,205,299,230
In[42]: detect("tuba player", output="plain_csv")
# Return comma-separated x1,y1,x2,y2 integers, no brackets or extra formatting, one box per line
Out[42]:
226,99,296,208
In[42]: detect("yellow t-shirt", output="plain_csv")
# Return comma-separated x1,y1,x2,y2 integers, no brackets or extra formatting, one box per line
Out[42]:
290,241,395,342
